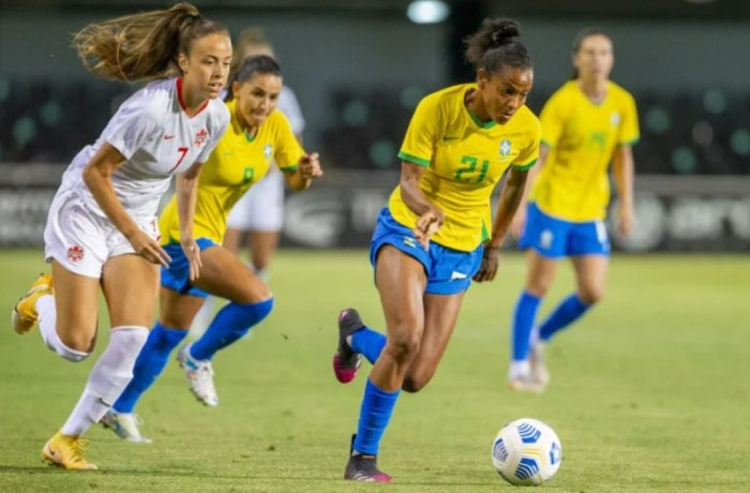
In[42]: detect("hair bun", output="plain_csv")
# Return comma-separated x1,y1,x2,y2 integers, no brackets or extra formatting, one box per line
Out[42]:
489,18,521,47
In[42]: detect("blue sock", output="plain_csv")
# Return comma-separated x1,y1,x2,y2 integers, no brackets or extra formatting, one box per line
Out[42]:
511,290,542,361
114,323,188,413
350,327,386,364
538,293,591,342
353,379,400,456
190,298,274,361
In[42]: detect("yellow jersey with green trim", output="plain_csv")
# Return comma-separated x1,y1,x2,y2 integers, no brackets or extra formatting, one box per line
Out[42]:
530,80,639,221
159,99,304,244
390,83,540,252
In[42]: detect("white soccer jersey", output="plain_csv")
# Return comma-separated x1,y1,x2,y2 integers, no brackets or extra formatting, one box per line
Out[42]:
59,78,230,221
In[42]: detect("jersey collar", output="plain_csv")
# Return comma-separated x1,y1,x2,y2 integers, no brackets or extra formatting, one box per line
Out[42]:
464,86,497,130
176,78,210,118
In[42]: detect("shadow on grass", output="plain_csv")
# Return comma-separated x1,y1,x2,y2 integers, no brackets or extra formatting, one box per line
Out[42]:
0,464,498,487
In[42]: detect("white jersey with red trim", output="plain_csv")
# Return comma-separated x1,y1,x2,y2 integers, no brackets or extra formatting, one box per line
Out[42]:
59,77,230,221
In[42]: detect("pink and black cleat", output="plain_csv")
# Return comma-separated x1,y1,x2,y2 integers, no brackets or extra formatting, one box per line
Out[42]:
333,308,364,383
344,435,392,482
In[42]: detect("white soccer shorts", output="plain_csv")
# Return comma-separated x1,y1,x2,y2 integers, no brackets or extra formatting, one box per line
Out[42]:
226,167,285,232
44,190,160,278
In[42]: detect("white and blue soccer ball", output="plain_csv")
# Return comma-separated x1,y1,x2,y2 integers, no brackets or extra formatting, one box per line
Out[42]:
491,418,562,486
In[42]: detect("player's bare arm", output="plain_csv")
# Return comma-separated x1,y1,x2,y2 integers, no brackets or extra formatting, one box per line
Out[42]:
612,145,635,238
510,145,547,239
176,162,204,280
399,161,444,249
82,142,171,268
474,166,528,282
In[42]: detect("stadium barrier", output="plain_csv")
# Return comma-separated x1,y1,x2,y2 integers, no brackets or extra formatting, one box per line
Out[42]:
1,165,748,252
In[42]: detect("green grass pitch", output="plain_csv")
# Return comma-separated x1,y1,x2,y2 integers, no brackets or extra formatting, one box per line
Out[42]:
0,249,748,492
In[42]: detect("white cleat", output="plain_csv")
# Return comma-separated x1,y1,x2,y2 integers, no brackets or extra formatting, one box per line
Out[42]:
529,341,550,389
101,409,152,443
177,344,219,407
508,360,544,393
508,375,545,393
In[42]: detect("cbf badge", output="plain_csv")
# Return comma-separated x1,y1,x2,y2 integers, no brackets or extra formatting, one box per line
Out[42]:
264,144,273,160
499,139,512,158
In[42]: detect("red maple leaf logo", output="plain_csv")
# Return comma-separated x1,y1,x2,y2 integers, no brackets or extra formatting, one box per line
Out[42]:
194,129,208,147
67,245,84,262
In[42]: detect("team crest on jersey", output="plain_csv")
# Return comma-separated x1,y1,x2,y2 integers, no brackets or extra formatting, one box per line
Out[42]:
611,112,621,126
67,245,84,262
264,144,273,160
194,129,208,147
499,139,512,158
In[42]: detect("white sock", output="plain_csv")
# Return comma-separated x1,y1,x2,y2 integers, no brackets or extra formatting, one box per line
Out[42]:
529,326,540,347
189,296,216,339
248,261,270,282
36,294,57,349
509,360,531,380
36,295,89,362
61,326,148,436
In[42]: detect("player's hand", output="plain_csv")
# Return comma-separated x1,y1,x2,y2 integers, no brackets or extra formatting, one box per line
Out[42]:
413,208,444,250
128,230,171,268
299,152,323,180
617,203,635,238
473,244,501,282
180,236,202,281
510,205,527,240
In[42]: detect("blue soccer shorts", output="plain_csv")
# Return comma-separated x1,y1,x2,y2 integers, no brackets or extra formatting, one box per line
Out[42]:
160,237,218,298
519,202,610,259
369,208,483,295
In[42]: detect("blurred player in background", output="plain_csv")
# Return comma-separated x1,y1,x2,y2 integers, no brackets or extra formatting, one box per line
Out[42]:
507,28,639,392
190,28,306,335
10,2,231,469
101,54,322,443
331,18,540,482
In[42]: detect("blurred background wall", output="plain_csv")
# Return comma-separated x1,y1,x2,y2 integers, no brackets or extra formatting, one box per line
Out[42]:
1,0,749,251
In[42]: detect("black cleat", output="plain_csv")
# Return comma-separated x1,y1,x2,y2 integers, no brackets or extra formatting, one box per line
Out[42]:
332,308,364,383
344,435,392,482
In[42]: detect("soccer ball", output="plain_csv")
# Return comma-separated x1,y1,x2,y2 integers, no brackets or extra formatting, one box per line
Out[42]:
491,418,562,486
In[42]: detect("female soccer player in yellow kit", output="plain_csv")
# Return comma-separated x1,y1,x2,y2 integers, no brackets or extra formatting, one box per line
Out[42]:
508,28,639,392
331,18,541,481
100,55,322,442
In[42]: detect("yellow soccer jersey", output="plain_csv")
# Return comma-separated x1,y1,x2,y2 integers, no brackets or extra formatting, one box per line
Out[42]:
390,83,541,252
530,80,639,221
160,99,304,244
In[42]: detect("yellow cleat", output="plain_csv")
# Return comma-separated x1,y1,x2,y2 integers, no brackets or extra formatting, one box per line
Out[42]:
11,274,53,334
41,430,98,471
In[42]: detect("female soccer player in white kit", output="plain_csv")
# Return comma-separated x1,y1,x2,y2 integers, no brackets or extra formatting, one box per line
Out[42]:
10,2,231,470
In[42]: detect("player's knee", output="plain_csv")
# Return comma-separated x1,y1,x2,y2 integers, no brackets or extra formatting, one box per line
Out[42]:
527,279,552,297
386,331,421,363
58,331,96,356
238,283,272,304
579,286,605,304
56,339,93,363
402,372,432,393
